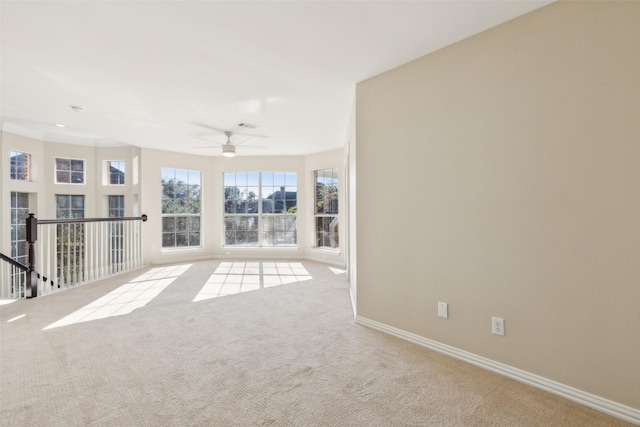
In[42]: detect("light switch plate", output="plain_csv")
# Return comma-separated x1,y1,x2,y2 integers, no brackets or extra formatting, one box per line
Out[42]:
438,302,448,319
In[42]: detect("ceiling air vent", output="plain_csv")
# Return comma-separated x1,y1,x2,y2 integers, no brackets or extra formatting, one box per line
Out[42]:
238,122,258,129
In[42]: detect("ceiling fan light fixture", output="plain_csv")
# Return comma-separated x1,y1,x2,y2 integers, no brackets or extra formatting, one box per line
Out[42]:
222,144,236,157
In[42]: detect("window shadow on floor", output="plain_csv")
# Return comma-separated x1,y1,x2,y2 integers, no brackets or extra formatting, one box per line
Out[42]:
193,261,312,302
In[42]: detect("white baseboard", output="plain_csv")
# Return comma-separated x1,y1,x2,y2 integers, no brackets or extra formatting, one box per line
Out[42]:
355,315,640,426
305,255,346,267
151,254,345,267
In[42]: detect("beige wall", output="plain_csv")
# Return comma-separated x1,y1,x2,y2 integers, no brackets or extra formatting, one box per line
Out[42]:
1,133,46,253
2,133,55,258
1,133,140,219
2,134,346,267
1,133,142,276
355,1,640,409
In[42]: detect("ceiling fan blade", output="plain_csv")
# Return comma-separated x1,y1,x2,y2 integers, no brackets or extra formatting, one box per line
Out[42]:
193,136,225,145
192,122,270,139
236,145,268,150
231,131,269,139
191,122,227,134
192,146,221,149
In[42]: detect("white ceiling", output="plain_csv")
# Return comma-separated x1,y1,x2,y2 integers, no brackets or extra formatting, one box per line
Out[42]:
1,1,551,156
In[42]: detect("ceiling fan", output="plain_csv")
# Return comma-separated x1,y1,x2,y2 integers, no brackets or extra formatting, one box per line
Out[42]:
193,128,267,157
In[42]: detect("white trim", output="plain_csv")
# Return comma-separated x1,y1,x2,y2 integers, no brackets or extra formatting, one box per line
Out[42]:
218,254,306,262
355,315,640,426
309,247,341,254
349,287,357,320
305,254,345,267
149,254,345,268
222,246,300,251
160,246,204,255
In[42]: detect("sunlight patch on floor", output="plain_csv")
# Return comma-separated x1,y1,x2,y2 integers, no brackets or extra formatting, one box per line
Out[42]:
43,264,192,330
8,314,25,322
193,262,312,302
329,267,346,274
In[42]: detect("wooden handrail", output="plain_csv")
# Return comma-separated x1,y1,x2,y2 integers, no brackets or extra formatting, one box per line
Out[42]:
37,214,148,225
0,252,29,271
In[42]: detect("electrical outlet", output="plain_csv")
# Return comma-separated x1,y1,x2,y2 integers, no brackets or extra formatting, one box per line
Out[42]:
438,302,448,319
492,317,505,336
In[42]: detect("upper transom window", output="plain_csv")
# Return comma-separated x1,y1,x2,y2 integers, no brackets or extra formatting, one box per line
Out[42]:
108,161,125,185
10,151,30,181
55,158,85,184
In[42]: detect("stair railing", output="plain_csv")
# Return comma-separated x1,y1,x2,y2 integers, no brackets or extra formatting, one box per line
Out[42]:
1,213,147,298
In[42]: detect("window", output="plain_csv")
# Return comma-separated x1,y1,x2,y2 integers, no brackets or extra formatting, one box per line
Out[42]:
108,161,125,185
161,168,201,248
108,195,125,269
224,171,297,247
56,195,85,285
10,151,30,181
314,168,339,249
10,192,29,264
10,192,29,296
55,158,85,184
108,195,125,218
56,195,85,219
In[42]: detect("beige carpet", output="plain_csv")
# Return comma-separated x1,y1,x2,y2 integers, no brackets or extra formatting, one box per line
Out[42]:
0,260,631,426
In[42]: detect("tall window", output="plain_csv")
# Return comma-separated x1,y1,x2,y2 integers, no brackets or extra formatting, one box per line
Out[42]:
108,195,125,269
108,195,125,218
55,158,85,184
10,192,29,296
161,168,201,248
224,171,297,247
10,151,30,181
10,192,29,264
108,161,125,185
56,195,85,285
314,168,339,249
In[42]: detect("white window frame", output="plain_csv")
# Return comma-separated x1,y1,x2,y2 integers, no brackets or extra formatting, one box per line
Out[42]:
105,160,125,186
10,151,30,181
10,192,30,296
161,168,202,250
223,171,297,248
313,167,339,250
10,192,30,264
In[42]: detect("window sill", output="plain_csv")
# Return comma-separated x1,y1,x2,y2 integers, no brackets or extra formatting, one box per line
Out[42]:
222,246,299,250
161,246,204,255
